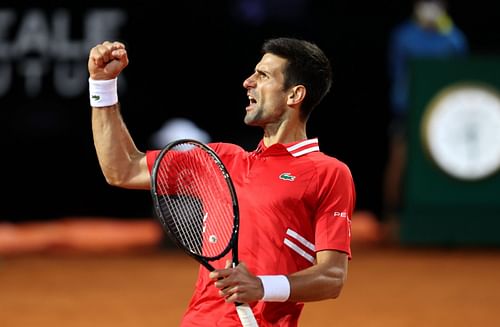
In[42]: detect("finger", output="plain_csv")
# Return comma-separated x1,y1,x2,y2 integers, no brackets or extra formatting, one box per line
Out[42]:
223,287,245,303
111,48,128,60
110,41,126,50
101,40,123,53
214,276,232,289
97,44,111,64
95,41,126,66
91,44,111,68
103,55,128,75
225,293,238,303
88,46,102,68
209,264,234,280
209,269,229,280
225,259,232,269
219,285,239,299
110,41,127,61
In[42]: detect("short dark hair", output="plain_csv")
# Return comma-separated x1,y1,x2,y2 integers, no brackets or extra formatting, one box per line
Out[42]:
261,37,332,121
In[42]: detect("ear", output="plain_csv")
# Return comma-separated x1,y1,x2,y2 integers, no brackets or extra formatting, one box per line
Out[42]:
287,85,306,106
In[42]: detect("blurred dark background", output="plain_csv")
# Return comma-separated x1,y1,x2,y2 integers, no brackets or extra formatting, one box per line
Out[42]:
1,1,499,222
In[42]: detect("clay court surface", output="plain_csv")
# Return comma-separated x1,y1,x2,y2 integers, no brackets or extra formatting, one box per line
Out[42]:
1,241,499,327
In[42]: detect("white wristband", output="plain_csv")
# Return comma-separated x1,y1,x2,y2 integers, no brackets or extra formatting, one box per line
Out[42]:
257,275,290,302
89,78,118,107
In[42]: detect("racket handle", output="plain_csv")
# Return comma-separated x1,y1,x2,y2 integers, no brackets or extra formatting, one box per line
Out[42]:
236,303,259,327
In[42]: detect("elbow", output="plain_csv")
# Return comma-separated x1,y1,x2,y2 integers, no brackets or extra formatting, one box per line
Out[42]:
103,174,126,188
100,166,149,190
101,168,133,188
328,279,345,300
327,270,347,300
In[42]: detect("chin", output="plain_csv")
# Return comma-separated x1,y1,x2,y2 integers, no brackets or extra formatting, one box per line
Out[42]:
243,115,253,126
244,112,265,127
244,118,259,127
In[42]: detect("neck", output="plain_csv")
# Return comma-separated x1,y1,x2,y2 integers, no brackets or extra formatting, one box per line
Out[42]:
262,120,307,147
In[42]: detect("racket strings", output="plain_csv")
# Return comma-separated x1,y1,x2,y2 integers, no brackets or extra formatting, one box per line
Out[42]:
158,163,205,254
182,153,234,256
157,195,201,253
155,144,234,258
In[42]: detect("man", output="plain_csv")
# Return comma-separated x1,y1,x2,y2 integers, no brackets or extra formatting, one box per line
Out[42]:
88,37,356,326
383,0,468,234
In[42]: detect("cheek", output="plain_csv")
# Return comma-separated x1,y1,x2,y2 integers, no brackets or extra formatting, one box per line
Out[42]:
262,88,286,106
267,93,288,111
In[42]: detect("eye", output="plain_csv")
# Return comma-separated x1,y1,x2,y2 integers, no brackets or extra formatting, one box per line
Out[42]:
258,72,269,80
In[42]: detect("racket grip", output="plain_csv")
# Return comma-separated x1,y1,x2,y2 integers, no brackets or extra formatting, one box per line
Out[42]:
236,303,259,327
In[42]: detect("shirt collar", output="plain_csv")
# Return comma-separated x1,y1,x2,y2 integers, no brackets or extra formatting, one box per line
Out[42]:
254,138,320,157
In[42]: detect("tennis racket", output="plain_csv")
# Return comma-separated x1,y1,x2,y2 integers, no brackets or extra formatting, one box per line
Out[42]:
150,139,259,327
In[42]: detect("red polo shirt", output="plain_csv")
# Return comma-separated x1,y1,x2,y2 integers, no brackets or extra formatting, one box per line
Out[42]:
146,138,356,327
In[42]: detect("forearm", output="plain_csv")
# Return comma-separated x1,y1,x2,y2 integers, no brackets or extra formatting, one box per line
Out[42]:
210,251,348,304
92,104,149,189
287,259,347,302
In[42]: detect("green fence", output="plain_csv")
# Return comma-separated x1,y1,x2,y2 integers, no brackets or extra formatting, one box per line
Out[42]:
401,57,500,246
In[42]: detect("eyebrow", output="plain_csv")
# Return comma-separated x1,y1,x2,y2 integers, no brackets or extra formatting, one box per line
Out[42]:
255,67,270,76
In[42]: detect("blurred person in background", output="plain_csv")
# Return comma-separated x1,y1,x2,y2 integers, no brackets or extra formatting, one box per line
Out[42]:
383,0,469,238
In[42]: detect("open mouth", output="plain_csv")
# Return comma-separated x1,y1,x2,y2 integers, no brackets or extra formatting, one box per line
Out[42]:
247,95,257,109
246,95,257,111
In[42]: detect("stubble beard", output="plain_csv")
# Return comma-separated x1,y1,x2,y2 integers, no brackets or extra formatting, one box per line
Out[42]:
244,106,264,127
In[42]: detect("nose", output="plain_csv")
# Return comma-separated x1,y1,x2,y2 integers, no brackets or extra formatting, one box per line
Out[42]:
243,73,256,89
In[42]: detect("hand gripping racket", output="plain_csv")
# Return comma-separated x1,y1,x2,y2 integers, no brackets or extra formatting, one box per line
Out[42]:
151,139,259,327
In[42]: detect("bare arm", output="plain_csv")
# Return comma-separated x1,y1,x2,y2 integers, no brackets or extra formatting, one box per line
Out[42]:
287,250,348,301
92,105,150,189
89,41,150,190
209,249,348,303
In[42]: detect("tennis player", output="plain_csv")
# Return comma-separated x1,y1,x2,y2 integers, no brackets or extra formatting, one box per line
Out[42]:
88,37,356,326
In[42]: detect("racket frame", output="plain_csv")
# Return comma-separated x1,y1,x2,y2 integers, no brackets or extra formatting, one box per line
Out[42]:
150,139,241,271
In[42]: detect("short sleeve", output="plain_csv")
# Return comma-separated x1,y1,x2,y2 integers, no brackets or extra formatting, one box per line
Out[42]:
314,161,356,259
